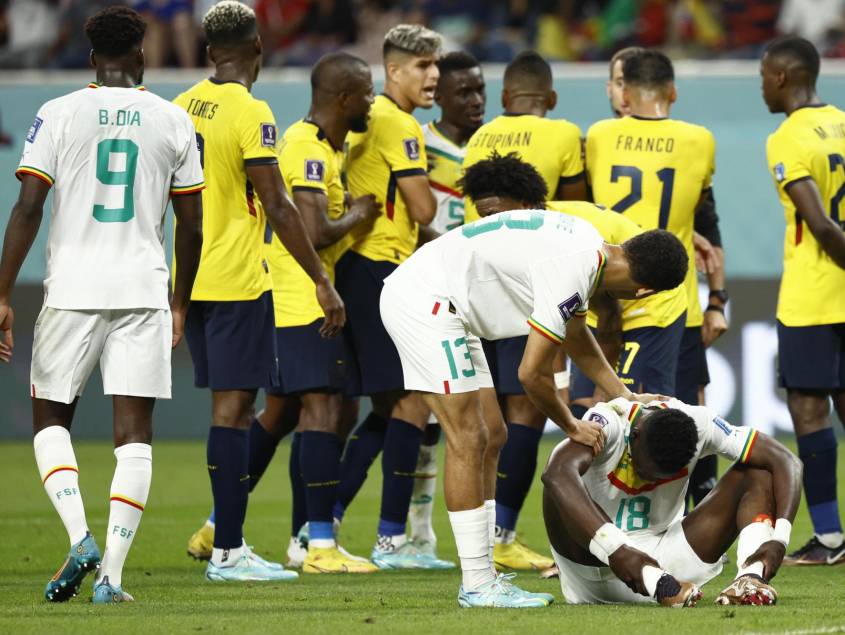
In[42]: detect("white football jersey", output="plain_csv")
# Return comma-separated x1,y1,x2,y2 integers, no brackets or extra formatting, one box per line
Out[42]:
580,398,759,537
385,209,605,341
17,84,204,310
423,122,465,234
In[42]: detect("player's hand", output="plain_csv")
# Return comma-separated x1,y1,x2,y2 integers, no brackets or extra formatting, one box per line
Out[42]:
567,418,604,455
0,304,13,363
701,308,728,347
171,304,188,349
743,540,786,581
608,545,662,596
350,194,382,224
631,392,671,405
316,278,345,338
693,231,717,275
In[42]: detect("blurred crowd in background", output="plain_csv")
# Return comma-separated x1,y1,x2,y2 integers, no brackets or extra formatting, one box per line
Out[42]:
1,0,845,69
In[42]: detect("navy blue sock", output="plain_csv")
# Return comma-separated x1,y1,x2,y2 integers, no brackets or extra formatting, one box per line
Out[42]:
207,427,249,549
422,422,441,447
248,418,281,492
289,432,308,537
300,431,343,541
798,428,842,535
334,412,387,520
378,418,423,535
495,423,543,531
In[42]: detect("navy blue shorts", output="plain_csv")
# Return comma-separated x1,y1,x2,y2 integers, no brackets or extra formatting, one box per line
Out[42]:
482,336,527,395
778,321,845,390
266,319,347,396
131,0,191,20
185,291,279,391
334,250,404,396
571,313,687,400
674,326,710,404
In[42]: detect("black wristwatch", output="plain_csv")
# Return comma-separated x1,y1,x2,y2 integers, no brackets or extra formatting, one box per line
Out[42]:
709,289,729,304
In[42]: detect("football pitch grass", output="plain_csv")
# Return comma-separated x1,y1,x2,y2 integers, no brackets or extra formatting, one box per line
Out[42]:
2,438,844,634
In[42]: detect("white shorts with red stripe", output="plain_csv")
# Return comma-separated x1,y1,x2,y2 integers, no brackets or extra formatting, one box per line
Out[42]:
380,281,493,394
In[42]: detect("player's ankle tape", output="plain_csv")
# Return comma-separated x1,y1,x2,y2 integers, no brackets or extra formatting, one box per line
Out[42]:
654,573,682,601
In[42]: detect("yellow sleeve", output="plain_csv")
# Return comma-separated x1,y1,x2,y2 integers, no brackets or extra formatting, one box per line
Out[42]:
279,138,331,194
558,121,585,181
766,129,811,190
584,123,599,185
703,129,716,188
237,98,279,164
377,113,428,176
609,211,642,243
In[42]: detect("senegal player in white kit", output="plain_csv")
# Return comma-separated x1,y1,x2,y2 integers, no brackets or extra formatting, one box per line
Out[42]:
0,7,204,603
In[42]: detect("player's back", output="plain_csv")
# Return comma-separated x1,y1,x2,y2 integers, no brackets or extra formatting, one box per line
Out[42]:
463,114,583,223
766,104,845,325
586,116,715,326
18,84,200,310
174,79,278,301
423,122,465,233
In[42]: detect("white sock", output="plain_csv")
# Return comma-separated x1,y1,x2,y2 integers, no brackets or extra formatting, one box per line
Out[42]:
374,533,407,553
409,445,438,544
495,526,516,545
817,532,844,549
96,443,152,587
211,544,245,567
736,519,774,579
484,499,496,564
34,426,89,545
450,505,495,590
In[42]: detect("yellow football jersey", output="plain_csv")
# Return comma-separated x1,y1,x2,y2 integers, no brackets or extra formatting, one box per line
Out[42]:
266,120,346,328
463,114,584,223
586,116,715,327
344,94,428,264
174,78,278,301
767,104,845,326
547,201,686,331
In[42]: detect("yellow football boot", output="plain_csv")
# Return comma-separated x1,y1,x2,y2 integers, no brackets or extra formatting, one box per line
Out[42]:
302,546,379,573
494,541,555,571
187,521,214,561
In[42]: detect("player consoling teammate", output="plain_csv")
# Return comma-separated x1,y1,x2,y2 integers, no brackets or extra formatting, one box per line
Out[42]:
1,0,840,612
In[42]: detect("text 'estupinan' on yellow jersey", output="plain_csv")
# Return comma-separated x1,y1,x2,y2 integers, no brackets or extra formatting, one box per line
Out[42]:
586,115,715,328
546,201,686,331
462,113,584,223
173,78,278,301
267,120,346,328
767,104,845,326
344,94,428,264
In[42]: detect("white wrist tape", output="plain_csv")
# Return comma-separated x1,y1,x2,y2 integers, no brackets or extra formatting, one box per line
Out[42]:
554,370,570,390
588,522,628,565
772,518,792,547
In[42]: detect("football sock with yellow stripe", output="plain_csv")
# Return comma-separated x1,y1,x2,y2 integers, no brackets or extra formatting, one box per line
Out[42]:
301,431,343,548
495,423,542,538
334,413,388,521
798,428,843,538
290,432,307,537
96,443,152,588
378,419,423,539
208,427,249,550
34,426,89,545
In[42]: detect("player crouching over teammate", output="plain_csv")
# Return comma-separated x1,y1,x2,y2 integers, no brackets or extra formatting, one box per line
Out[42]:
542,398,803,606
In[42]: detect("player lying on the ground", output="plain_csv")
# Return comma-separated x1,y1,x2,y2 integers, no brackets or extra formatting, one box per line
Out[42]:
542,397,803,606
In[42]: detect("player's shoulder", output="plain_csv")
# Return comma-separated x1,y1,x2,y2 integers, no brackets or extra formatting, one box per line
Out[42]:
586,117,618,138
371,95,421,131
36,87,91,116
544,116,582,139
280,121,332,155
140,89,195,124
667,118,715,144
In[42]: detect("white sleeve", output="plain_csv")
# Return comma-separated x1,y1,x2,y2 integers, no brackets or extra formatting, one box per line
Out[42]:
690,404,759,464
17,104,58,186
527,253,592,344
584,402,624,450
169,112,205,195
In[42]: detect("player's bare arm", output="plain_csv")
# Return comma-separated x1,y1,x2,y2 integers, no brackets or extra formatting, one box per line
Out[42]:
0,174,50,362
396,173,436,225
787,177,845,269
170,192,203,349
247,163,345,337
295,189,381,250
589,290,623,388
555,175,588,202
694,188,728,347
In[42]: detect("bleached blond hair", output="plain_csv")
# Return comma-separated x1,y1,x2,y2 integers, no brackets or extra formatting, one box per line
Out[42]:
383,24,442,59
202,1,256,46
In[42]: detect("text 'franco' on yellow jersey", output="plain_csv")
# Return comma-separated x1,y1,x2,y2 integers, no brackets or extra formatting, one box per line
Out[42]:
344,94,428,264
586,115,715,328
546,201,686,331
767,104,845,326
268,120,346,328
173,78,278,301
462,113,584,223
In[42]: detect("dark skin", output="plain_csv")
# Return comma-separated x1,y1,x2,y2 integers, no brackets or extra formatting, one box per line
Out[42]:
0,47,204,446
205,35,345,430
760,51,845,438
542,410,803,597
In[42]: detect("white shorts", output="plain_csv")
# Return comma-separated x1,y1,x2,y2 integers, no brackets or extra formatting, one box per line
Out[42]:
380,282,494,394
551,520,723,604
31,306,172,403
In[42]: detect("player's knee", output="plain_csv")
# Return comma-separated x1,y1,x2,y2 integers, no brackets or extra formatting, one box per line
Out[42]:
786,389,831,434
485,416,507,456
448,418,488,459
391,392,430,428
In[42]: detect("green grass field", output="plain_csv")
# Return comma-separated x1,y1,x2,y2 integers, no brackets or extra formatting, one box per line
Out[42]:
1,438,844,634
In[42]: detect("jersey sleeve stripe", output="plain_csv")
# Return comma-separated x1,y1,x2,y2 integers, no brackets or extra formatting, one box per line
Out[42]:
16,166,54,186
739,429,759,463
244,157,279,166
558,171,586,185
170,182,205,195
782,175,813,192
527,318,564,344
588,250,607,296
291,185,327,194
393,167,427,178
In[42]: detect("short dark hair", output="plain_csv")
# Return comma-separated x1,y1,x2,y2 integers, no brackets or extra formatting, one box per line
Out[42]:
459,151,547,206
202,1,257,48
311,51,368,92
621,229,688,291
609,46,645,78
504,51,552,90
85,6,146,58
764,36,820,84
437,50,480,76
623,50,674,89
641,408,699,475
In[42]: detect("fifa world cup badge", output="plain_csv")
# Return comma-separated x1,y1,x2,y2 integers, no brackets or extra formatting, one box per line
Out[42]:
774,162,786,182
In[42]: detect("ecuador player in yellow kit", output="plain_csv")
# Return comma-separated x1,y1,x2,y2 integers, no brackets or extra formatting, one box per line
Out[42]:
333,25,453,570
762,37,845,566
176,1,343,582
